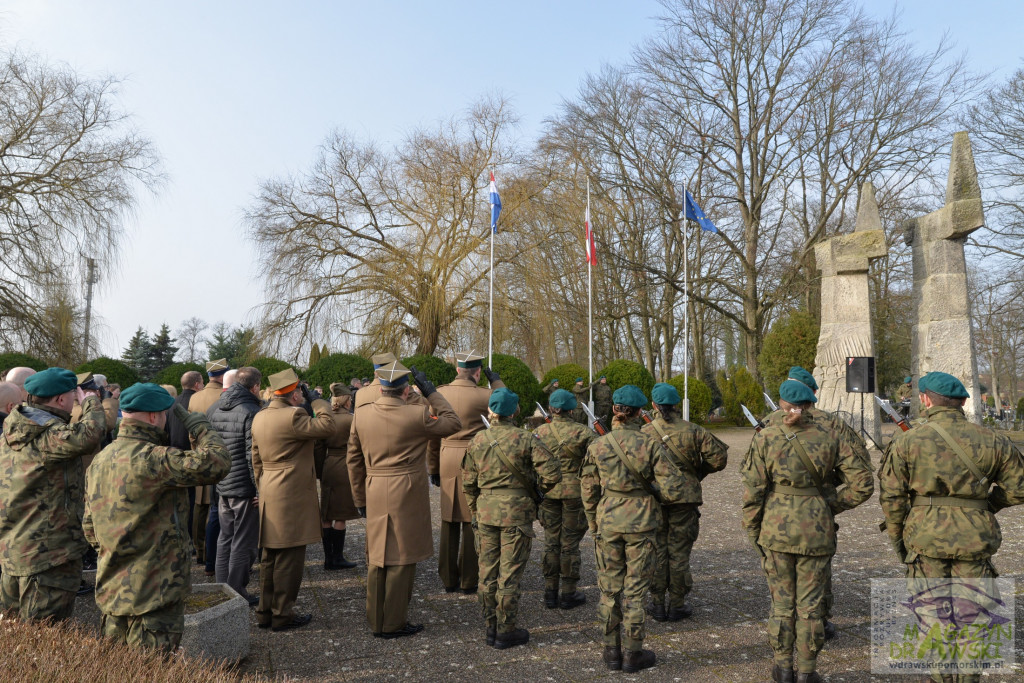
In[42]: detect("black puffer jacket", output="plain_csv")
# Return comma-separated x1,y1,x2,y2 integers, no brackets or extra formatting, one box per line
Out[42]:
210,383,262,498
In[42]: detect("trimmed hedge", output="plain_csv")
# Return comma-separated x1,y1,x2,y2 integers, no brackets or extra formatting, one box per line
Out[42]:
76,358,140,390
402,354,456,387
304,353,373,390
538,363,589,407
758,310,819,401
0,352,47,373
479,353,540,424
153,363,205,393
665,374,713,425
597,359,656,406
248,357,293,389
717,365,766,426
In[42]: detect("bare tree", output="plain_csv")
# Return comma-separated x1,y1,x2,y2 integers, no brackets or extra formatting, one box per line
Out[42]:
175,316,208,363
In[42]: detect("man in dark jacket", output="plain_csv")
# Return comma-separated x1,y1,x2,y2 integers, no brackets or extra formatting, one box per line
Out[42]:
208,367,262,603
167,370,203,552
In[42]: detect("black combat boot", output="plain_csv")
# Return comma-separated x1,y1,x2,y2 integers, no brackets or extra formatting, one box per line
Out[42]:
795,672,821,683
559,590,586,609
544,589,559,609
622,648,656,673
602,645,622,671
644,599,668,622
493,627,530,650
330,529,356,569
667,604,693,621
322,529,337,570
485,624,497,646
823,619,837,641
772,663,795,682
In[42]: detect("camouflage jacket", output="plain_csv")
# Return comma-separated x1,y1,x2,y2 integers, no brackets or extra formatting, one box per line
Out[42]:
742,414,873,556
533,415,594,499
592,382,613,406
642,415,728,505
463,419,561,527
764,406,873,480
83,418,229,616
0,396,105,574
878,406,1024,561
581,421,686,535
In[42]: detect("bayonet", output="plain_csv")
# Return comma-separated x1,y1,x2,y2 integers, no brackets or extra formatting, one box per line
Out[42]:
763,392,779,412
875,396,910,432
742,404,765,432
536,402,552,423
579,402,608,436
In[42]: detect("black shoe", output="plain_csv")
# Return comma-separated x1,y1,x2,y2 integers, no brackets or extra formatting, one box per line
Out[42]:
603,645,623,671
245,594,260,607
257,621,271,629
645,600,668,622
544,589,558,609
377,622,423,639
823,619,837,641
494,627,529,650
772,664,795,683
76,581,94,596
622,648,656,673
461,586,478,595
271,613,313,632
486,626,497,646
796,673,821,683
559,591,586,610
667,604,693,621
444,586,461,593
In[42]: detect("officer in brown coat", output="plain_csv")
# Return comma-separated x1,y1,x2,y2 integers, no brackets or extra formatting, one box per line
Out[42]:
319,383,358,570
347,361,462,638
355,353,428,410
188,358,229,564
251,368,335,631
427,352,504,593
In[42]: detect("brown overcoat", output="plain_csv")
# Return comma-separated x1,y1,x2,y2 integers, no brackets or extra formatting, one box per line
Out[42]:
189,380,224,505
252,397,335,548
348,391,461,566
354,379,427,410
427,377,504,523
320,407,358,521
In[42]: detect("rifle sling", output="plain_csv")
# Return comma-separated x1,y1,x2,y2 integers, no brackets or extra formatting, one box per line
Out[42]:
606,433,659,499
488,435,540,503
549,420,573,461
779,425,827,497
921,420,990,487
649,420,696,475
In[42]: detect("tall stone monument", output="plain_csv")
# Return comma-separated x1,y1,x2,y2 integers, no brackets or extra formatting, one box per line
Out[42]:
812,182,886,446
903,131,984,422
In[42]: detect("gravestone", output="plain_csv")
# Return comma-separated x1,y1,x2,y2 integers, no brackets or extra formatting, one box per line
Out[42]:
813,182,886,445
903,132,984,422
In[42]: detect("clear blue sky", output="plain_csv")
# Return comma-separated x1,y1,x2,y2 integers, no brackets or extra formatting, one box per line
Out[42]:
1,0,1020,359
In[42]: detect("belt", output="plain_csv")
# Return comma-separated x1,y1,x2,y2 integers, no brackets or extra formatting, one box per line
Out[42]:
772,485,820,496
911,495,988,510
603,488,648,498
479,487,528,497
365,464,422,477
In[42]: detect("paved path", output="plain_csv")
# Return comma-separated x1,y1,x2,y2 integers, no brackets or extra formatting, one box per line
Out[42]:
74,426,1024,681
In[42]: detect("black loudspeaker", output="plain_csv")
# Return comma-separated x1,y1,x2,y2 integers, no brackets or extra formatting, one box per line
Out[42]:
846,357,875,393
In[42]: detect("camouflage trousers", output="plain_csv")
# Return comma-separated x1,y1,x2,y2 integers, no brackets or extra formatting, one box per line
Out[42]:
477,522,534,634
904,554,998,683
762,549,830,674
651,503,700,609
100,601,184,654
596,530,656,652
0,558,81,622
538,496,587,593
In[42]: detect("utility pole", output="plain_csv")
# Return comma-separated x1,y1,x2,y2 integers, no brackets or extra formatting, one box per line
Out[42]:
82,258,98,360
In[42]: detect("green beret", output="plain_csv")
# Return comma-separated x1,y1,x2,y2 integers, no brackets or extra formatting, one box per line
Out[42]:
575,377,583,383
780,379,818,404
904,376,912,384
24,368,77,398
917,373,930,393
548,389,577,410
489,387,519,416
787,366,818,392
612,384,647,408
651,382,680,406
920,371,969,399
120,383,175,412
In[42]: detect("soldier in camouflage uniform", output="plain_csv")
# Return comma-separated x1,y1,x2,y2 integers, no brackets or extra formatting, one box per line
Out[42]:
593,375,613,426
763,366,872,640
533,388,594,610
463,388,561,649
0,368,105,621
581,384,688,674
642,382,728,622
742,380,873,683
84,384,230,652
570,378,589,425
878,371,1024,683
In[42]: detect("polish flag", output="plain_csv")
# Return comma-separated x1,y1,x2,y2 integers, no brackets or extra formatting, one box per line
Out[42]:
584,204,597,265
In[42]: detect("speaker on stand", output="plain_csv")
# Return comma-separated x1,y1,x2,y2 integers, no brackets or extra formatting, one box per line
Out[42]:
846,357,876,441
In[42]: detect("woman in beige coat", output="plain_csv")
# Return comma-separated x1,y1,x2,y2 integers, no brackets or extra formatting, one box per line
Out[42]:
319,383,359,570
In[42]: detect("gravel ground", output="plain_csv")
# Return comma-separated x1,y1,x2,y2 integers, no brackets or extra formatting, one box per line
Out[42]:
72,425,1024,681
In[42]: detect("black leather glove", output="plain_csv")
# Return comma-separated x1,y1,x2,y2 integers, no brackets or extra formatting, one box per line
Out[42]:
300,383,315,405
174,404,209,436
483,365,500,384
429,473,441,487
409,366,436,397
356,506,366,518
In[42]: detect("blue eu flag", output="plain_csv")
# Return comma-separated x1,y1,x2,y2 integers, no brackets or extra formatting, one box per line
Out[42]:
684,191,718,233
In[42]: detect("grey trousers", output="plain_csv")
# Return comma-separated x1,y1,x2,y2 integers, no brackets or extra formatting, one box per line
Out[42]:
216,495,260,598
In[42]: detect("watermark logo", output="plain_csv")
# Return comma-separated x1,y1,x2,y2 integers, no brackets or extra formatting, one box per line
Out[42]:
871,578,1015,675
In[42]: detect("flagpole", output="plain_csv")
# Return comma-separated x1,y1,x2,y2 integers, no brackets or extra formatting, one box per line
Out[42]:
682,183,690,422
587,179,593,411
489,181,494,368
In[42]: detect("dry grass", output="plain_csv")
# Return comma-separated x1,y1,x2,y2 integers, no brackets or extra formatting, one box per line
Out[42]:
0,615,266,682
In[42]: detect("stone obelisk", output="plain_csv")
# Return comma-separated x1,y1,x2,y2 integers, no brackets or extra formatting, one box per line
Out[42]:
903,131,984,422
812,182,886,446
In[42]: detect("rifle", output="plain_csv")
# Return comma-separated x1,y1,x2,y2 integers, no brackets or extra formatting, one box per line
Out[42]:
875,396,910,432
742,404,765,433
763,392,779,412
639,409,654,424
480,414,545,502
536,402,552,423
579,402,608,435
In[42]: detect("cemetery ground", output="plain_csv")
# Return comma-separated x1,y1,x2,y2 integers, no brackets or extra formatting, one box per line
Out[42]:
72,425,1024,682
